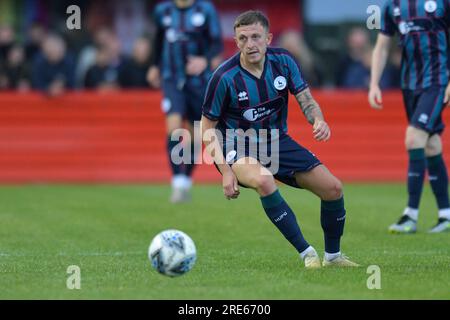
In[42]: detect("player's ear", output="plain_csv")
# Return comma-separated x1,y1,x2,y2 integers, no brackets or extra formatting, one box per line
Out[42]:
267,32,273,45
234,35,239,49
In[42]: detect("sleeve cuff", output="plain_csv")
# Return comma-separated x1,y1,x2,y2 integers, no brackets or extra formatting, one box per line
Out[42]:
380,30,394,37
202,112,220,121
292,84,309,96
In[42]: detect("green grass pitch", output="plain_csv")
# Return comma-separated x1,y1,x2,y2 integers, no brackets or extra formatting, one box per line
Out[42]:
0,184,449,299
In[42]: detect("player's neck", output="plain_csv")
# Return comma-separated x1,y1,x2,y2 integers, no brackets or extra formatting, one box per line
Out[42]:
240,54,265,79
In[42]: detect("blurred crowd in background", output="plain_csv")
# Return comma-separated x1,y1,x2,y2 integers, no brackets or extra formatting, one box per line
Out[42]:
0,0,401,95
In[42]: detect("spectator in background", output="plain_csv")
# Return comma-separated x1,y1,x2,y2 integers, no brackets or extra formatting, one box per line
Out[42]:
84,47,119,90
84,33,125,91
75,27,117,88
337,27,398,90
112,0,150,56
278,29,324,87
0,25,15,61
119,37,152,88
25,23,47,62
336,27,372,89
32,34,75,96
0,44,31,91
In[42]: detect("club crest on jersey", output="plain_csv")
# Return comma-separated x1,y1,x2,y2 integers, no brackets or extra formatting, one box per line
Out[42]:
425,0,437,13
274,76,287,90
393,7,401,16
191,12,205,27
238,91,249,101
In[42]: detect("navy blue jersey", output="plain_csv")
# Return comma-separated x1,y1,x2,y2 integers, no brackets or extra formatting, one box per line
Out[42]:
202,47,308,136
151,0,223,87
381,0,450,90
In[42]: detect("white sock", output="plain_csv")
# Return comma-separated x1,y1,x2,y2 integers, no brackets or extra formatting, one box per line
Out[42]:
172,174,188,189
324,251,341,261
182,176,192,190
403,207,418,221
300,246,316,260
438,208,450,220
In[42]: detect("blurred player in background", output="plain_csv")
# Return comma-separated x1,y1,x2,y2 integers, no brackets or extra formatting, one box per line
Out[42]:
147,0,223,203
369,0,450,233
201,11,359,268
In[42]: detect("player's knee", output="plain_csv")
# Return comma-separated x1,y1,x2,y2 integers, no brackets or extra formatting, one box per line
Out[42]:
405,128,428,150
253,174,276,196
425,136,442,156
166,114,183,134
425,144,441,157
405,137,419,150
322,179,343,201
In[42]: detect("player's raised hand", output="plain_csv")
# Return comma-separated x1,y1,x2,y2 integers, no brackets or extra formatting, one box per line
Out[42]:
313,119,331,142
222,170,240,200
444,82,450,106
147,66,161,88
186,56,208,76
368,85,383,109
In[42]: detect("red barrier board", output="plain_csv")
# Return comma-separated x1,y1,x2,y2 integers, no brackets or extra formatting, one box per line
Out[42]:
0,90,448,183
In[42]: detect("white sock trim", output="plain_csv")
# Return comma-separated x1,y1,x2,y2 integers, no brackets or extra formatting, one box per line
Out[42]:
324,251,341,261
438,208,450,220
403,207,419,221
300,246,316,260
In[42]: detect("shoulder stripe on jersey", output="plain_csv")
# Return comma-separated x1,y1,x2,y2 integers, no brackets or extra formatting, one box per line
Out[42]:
268,51,303,79
203,61,239,114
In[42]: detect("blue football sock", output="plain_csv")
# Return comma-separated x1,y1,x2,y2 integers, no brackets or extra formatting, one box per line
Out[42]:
167,136,182,175
427,154,450,209
321,197,346,254
407,149,426,209
260,190,310,254
185,143,196,177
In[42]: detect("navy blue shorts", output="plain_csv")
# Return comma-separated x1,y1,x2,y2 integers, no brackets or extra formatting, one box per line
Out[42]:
402,86,446,135
216,132,322,189
161,79,206,122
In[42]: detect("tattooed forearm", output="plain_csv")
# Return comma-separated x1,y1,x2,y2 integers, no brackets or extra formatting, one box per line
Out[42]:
295,88,324,125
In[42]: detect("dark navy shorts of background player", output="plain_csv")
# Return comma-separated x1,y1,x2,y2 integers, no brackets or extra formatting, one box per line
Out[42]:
161,79,206,122
402,86,446,135
215,133,322,189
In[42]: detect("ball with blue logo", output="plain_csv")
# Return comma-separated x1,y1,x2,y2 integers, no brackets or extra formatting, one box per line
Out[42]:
148,229,197,277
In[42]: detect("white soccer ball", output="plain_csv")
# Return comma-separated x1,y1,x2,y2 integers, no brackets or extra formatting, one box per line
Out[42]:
148,229,197,277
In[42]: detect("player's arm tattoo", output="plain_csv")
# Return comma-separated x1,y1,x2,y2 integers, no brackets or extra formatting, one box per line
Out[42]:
295,88,324,125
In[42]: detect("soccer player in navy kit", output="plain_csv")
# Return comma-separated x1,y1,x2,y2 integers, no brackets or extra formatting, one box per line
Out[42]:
369,0,450,233
148,0,223,203
201,11,359,268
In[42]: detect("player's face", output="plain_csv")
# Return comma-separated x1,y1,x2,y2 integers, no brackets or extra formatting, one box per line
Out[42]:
235,23,273,65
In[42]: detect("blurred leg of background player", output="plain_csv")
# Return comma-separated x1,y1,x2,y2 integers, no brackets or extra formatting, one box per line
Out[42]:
162,81,204,203
425,134,450,233
388,87,450,233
